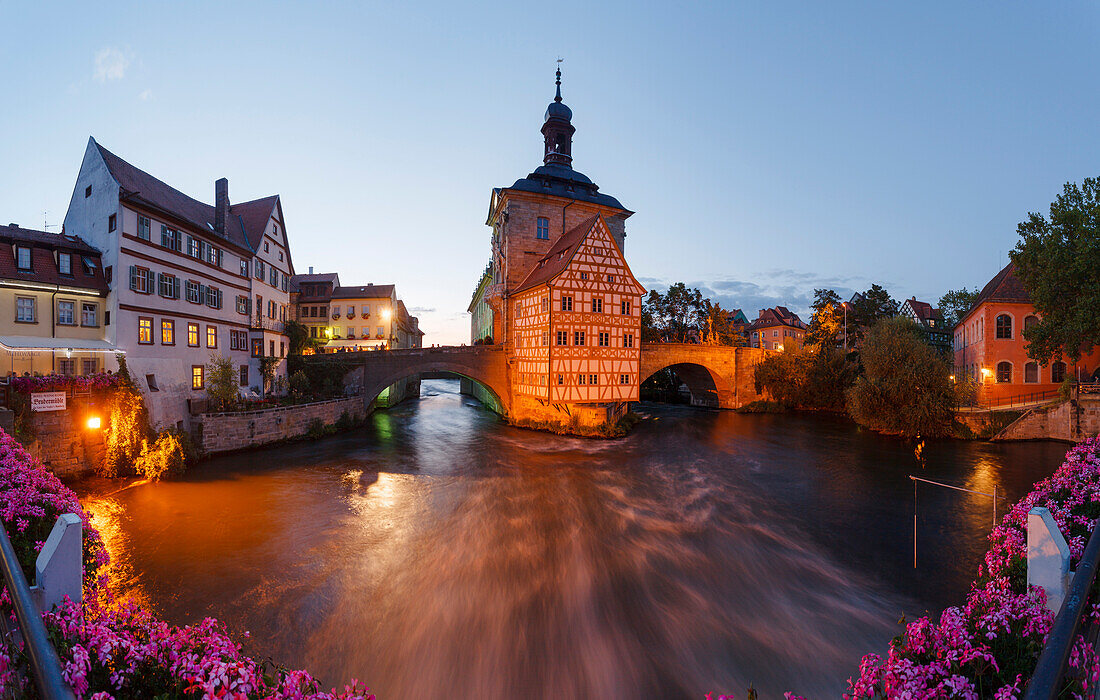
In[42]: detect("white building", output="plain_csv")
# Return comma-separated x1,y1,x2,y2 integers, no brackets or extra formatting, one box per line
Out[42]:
63,138,293,429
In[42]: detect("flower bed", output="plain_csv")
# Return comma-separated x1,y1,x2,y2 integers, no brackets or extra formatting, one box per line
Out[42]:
0,428,373,699
842,437,1100,698
9,373,121,394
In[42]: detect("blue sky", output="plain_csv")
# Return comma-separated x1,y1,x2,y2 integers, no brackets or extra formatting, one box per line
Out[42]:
2,1,1099,344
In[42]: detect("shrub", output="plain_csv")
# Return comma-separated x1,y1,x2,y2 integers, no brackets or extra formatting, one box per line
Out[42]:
102,381,148,477
334,410,359,431
133,430,187,481
205,354,239,412
753,347,858,410
846,317,955,437
306,418,328,439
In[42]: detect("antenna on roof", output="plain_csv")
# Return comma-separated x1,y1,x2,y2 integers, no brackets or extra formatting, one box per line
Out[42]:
42,211,56,232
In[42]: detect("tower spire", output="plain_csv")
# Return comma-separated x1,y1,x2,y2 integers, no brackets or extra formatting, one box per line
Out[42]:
555,58,563,102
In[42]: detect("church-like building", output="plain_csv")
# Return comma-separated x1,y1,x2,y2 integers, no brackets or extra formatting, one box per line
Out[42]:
469,69,644,431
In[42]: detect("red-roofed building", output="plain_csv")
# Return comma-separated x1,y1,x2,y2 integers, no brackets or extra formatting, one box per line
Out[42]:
953,262,1100,403
468,69,644,429
0,224,115,376
748,307,807,351
63,138,294,428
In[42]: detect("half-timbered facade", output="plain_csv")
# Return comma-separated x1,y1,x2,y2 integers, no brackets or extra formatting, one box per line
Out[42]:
512,215,644,405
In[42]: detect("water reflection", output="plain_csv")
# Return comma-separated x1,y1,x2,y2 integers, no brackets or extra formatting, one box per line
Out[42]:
72,380,1069,697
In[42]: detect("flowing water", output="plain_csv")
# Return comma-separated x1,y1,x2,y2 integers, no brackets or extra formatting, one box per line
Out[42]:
72,379,1070,697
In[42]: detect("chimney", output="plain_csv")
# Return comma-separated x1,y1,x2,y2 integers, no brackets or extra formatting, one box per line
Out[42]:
214,178,229,236
309,266,314,274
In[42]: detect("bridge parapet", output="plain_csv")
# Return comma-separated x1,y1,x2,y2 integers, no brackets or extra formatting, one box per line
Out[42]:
639,343,769,409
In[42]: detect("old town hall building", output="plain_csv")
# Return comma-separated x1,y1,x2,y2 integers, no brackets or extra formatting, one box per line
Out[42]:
470,69,644,430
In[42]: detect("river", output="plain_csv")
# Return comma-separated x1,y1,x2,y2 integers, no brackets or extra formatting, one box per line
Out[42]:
71,379,1069,697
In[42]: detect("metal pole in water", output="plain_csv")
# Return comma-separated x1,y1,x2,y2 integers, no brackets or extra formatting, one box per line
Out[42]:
913,479,917,569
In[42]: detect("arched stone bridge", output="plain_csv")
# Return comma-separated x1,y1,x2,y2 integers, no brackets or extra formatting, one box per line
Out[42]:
307,343,771,415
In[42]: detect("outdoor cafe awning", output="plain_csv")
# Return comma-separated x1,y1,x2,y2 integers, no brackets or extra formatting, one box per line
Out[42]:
0,336,121,353
321,338,385,351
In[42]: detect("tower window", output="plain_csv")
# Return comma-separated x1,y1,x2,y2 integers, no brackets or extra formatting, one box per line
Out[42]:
536,217,549,240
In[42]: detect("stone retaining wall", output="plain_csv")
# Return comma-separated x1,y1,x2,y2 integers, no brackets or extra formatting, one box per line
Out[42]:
992,399,1100,442
193,395,368,455
22,396,107,477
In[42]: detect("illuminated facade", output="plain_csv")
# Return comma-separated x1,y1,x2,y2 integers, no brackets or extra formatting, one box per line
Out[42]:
470,69,644,429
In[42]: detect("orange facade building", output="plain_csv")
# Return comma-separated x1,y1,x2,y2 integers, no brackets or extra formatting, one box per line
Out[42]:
954,262,1100,403
469,69,644,429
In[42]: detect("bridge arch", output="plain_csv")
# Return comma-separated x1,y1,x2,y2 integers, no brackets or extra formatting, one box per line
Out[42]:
640,362,734,409
318,347,512,416
359,363,508,415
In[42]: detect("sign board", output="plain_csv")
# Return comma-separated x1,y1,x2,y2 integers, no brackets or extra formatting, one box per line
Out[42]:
30,392,66,412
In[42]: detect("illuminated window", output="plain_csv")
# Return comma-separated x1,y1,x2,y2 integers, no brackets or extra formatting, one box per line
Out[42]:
188,323,199,347
191,365,204,390
161,319,175,344
207,326,218,348
138,317,153,344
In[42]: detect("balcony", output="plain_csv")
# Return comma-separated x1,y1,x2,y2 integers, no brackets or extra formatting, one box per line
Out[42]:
251,316,285,333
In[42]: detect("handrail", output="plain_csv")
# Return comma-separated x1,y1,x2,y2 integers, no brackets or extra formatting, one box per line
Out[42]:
1024,516,1100,699
0,522,76,700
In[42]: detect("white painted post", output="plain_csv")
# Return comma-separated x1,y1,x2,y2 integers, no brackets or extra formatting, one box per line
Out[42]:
30,513,82,613
1028,506,1072,612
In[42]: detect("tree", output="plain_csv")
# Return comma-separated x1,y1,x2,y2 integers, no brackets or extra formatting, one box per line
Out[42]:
938,288,979,326
845,317,955,438
285,320,318,356
205,354,239,411
258,356,281,398
642,283,705,342
753,346,857,410
805,288,843,349
700,300,744,345
1011,177,1100,364
849,284,898,343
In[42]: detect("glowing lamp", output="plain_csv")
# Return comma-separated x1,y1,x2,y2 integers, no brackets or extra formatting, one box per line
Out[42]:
981,367,992,377
86,416,101,430
949,374,955,382
776,344,784,352
381,308,392,321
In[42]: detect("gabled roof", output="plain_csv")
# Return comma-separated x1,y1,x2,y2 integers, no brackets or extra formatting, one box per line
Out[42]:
0,225,108,292
960,262,1031,324
94,139,280,256
902,297,942,322
331,284,396,300
290,272,340,293
748,306,807,330
514,214,598,293
514,214,644,296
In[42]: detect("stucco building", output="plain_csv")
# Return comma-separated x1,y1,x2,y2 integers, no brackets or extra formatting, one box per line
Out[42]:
469,69,644,429
0,224,115,375
748,307,806,351
953,262,1100,403
63,138,293,429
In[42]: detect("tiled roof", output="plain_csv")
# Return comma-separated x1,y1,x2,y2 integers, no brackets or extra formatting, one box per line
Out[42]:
503,164,629,213
748,306,807,330
0,225,108,292
903,297,942,322
290,272,340,293
514,215,600,294
961,262,1030,323
95,140,278,255
331,284,396,300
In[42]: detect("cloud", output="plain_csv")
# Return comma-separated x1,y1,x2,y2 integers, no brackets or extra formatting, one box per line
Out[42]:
139,89,152,101
408,306,436,314
94,48,131,82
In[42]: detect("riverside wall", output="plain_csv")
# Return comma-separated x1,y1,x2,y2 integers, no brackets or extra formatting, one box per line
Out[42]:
193,395,369,454
993,399,1100,442
21,396,107,477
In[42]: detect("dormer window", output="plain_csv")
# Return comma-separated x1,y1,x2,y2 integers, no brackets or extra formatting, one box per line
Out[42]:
81,257,96,275
58,252,71,275
15,246,31,270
